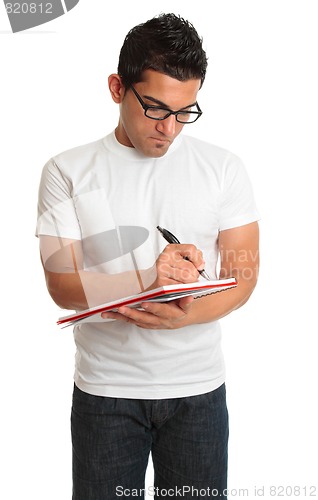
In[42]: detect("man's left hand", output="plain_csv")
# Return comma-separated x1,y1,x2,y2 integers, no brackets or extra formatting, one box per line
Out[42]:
101,296,194,329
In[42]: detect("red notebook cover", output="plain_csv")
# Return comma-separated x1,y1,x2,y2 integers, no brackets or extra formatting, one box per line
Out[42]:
57,277,237,328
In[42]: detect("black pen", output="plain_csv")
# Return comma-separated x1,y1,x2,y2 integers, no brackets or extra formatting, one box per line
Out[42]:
156,226,211,281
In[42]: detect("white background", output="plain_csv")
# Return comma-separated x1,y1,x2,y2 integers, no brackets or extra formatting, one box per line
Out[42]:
1,1,317,498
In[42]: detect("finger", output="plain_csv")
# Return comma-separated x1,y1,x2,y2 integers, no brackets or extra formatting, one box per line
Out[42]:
158,249,201,284
102,306,162,328
167,263,200,283
101,310,131,322
178,245,205,271
141,299,192,319
101,300,194,329
178,295,194,313
164,244,205,272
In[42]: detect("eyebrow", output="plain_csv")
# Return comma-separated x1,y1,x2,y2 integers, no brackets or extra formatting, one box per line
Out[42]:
143,94,197,111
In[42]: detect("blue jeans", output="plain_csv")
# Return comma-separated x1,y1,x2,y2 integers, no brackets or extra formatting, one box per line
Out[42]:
71,384,229,499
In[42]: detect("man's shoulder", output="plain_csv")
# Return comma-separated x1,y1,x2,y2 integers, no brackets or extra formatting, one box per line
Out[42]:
43,134,112,181
181,134,240,163
52,136,106,165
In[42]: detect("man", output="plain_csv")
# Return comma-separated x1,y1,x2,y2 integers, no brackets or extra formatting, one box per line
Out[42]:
37,13,259,500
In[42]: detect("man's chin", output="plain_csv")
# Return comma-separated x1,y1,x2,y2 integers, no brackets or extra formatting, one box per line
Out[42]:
144,138,171,157
144,147,169,158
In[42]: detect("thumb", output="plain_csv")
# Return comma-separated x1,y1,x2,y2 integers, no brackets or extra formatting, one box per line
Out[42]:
178,295,194,313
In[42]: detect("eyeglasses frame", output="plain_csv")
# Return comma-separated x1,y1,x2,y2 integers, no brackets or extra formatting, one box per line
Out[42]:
130,85,203,124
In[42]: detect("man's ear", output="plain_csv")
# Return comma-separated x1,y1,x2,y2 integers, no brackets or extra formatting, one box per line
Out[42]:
108,74,125,103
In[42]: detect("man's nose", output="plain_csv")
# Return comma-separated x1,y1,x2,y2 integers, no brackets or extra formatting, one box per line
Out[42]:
156,114,177,136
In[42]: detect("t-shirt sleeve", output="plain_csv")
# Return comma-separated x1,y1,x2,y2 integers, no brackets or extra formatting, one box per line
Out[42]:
218,153,260,231
36,158,81,240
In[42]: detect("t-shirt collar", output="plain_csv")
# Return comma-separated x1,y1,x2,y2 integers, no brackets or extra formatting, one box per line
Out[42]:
103,130,183,161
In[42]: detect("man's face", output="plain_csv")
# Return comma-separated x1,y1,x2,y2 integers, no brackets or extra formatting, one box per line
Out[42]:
115,70,201,158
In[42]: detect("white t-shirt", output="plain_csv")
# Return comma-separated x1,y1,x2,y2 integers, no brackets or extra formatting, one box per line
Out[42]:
37,131,259,399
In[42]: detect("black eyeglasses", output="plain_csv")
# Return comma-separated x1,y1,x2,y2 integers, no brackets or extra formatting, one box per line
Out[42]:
130,85,202,124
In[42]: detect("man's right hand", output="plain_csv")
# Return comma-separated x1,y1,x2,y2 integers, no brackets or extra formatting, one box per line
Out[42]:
153,243,205,287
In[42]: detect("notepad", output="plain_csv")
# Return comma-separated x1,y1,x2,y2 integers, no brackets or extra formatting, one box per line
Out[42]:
57,277,237,328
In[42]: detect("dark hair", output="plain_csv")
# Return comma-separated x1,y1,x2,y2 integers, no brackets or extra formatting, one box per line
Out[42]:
117,13,208,89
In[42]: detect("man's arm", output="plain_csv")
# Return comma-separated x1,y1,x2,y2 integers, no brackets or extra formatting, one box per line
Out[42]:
182,221,259,324
40,235,155,311
102,222,259,328
39,235,206,311
40,236,87,310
